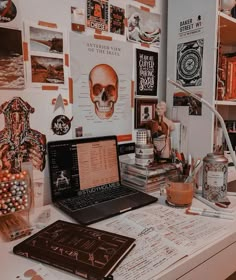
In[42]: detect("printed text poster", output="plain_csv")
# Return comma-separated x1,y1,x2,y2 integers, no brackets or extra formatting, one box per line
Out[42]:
136,48,158,96
70,34,133,140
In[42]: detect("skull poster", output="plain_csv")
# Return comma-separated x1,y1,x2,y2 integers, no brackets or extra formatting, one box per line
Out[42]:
70,34,133,141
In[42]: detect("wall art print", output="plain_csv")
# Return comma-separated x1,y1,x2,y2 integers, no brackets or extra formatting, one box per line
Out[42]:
0,0,17,23
109,4,125,35
0,27,25,89
126,4,161,47
24,22,68,88
70,34,133,140
87,0,109,32
0,0,21,28
176,39,204,87
0,97,46,173
173,91,202,116
71,6,85,32
136,48,158,96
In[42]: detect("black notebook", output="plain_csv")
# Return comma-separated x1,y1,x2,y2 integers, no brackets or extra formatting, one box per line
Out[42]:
47,135,157,225
13,220,136,280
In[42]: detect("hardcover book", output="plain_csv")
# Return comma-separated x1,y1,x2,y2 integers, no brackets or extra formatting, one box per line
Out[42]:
13,220,136,280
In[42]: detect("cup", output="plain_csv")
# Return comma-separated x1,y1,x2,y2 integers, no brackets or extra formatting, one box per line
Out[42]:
166,174,194,207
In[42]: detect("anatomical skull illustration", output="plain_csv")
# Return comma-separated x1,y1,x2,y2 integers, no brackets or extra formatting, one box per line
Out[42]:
89,64,118,119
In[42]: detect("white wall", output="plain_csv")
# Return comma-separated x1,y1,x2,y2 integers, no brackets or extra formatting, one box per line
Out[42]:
0,0,166,205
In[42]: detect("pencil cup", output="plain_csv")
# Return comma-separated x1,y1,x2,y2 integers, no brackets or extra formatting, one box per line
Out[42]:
166,174,194,207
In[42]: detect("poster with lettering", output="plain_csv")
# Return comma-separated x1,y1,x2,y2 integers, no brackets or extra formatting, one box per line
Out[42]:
178,15,204,39
136,48,158,96
109,4,125,35
70,34,133,142
87,0,108,32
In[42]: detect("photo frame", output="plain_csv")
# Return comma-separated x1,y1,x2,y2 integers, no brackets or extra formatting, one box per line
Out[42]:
135,98,158,129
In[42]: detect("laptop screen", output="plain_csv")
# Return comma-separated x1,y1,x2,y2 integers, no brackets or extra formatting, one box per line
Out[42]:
47,136,121,201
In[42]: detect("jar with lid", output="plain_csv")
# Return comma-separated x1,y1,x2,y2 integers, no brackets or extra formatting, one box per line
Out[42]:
202,152,228,202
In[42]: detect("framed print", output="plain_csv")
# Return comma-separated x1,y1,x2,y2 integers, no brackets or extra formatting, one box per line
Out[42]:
135,98,157,129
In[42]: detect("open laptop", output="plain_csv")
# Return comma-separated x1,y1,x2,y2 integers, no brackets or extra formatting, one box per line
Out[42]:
47,135,157,225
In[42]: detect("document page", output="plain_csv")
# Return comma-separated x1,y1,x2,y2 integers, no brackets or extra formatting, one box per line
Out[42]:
94,204,230,280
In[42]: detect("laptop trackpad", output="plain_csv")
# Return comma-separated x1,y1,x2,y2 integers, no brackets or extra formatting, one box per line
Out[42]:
73,197,137,225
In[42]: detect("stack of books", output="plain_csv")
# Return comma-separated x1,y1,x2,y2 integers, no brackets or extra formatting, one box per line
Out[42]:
217,49,236,100
120,159,179,192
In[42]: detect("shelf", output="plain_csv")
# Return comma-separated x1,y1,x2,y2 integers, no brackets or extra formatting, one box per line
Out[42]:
215,100,236,105
218,11,236,45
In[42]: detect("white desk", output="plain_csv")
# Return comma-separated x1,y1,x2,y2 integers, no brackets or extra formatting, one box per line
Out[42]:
1,197,236,280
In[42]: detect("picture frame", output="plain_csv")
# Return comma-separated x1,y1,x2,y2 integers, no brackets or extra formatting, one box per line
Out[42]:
135,98,158,129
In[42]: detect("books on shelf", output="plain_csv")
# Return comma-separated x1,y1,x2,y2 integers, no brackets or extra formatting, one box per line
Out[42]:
13,220,136,280
218,51,236,100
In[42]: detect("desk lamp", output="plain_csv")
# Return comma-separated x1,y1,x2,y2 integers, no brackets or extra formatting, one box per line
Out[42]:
167,78,236,170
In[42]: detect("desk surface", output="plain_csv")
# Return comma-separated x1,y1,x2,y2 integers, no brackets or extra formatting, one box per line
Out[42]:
1,195,236,280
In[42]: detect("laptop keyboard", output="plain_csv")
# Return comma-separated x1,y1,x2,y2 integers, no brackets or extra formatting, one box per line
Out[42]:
60,186,137,212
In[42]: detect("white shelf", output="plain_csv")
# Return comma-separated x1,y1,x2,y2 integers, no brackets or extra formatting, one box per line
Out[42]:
215,100,236,105
218,11,236,45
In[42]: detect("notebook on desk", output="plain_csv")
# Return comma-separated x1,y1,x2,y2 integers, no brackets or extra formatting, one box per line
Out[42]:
47,135,157,225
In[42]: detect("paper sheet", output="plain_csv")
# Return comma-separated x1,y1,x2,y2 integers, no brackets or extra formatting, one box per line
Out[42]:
94,203,230,280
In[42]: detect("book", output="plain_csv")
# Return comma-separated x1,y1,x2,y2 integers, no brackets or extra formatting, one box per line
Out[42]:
13,220,136,280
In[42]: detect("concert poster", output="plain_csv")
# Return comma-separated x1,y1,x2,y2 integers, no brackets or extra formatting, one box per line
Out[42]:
136,48,158,96
109,4,125,35
87,0,109,32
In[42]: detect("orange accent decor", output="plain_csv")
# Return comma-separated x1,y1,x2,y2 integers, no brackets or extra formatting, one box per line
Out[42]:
69,78,73,104
141,43,150,48
124,18,128,27
65,54,69,67
38,21,57,28
51,98,68,105
42,85,59,91
23,42,29,61
94,34,112,41
95,29,102,34
117,134,132,142
71,23,85,32
140,6,150,12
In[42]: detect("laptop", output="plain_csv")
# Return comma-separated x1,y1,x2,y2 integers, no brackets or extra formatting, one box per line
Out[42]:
47,135,157,225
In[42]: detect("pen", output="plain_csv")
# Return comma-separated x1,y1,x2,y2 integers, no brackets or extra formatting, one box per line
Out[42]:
189,207,234,217
193,194,234,213
186,208,234,220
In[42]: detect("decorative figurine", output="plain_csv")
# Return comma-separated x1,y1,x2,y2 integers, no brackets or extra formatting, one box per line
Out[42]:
146,101,175,160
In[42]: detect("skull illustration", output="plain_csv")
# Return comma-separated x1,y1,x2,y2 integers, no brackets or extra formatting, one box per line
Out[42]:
89,64,118,119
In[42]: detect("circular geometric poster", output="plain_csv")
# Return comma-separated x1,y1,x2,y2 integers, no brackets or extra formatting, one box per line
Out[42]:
176,39,204,87
51,115,72,135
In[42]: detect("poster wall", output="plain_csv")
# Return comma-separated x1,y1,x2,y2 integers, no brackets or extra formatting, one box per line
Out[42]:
70,34,133,140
